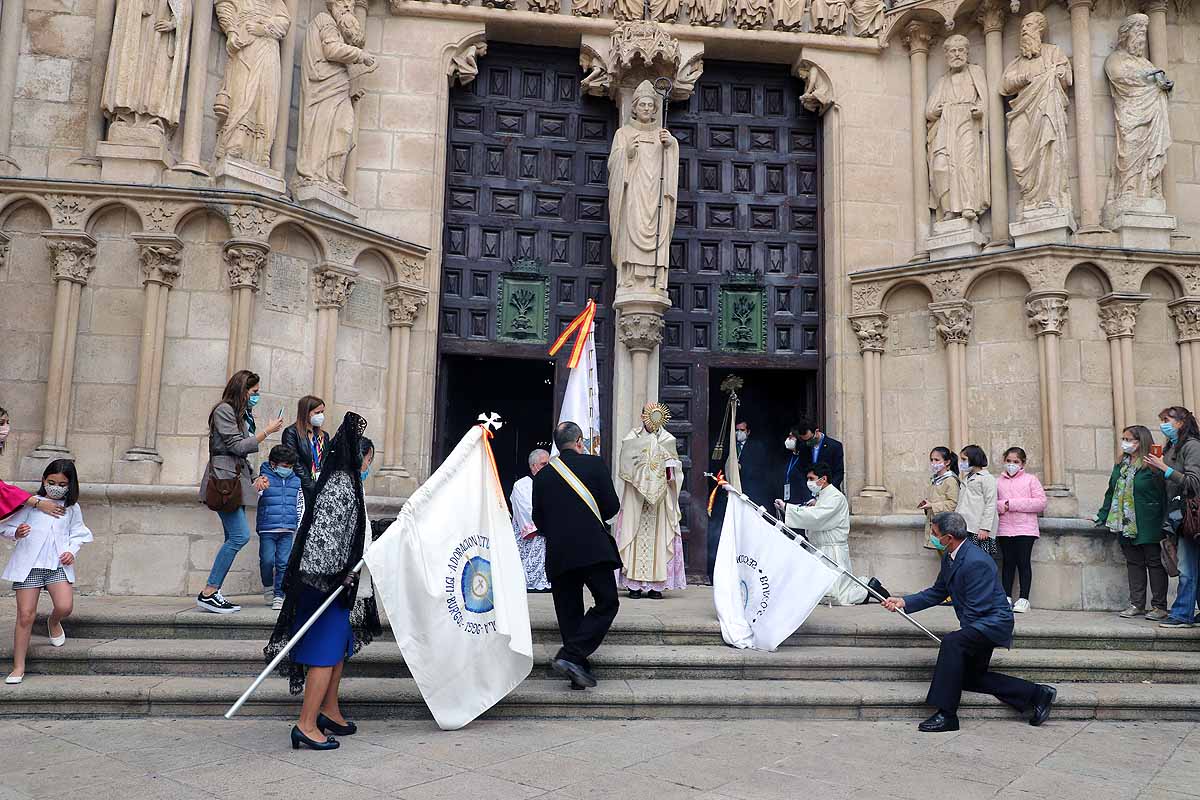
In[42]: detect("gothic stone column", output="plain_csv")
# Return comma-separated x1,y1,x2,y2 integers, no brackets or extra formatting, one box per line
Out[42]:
1098,294,1147,453
1068,0,1105,234
1169,299,1200,410
1140,0,1178,217
312,266,356,405
0,0,28,174
121,234,183,474
381,284,428,477
978,0,1010,248
850,312,889,496
176,0,214,174
25,232,97,469
618,312,665,429
931,300,973,450
905,20,934,261
1026,291,1070,491
223,240,269,377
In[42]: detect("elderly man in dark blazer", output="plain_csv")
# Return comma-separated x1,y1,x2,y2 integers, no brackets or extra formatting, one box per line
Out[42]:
883,511,1056,732
532,421,622,690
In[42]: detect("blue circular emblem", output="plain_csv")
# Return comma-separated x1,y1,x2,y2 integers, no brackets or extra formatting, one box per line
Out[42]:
739,579,750,610
461,556,494,614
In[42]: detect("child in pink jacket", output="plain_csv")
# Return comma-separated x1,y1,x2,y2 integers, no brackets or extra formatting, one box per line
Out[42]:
996,446,1047,613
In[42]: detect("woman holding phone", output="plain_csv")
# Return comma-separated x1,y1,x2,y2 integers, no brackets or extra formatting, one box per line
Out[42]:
1145,406,1200,628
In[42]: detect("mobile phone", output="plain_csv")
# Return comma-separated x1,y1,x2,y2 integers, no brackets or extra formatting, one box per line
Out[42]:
277,407,285,419
1151,444,1163,458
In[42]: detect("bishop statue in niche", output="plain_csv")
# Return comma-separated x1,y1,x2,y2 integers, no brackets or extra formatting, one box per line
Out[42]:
607,80,680,294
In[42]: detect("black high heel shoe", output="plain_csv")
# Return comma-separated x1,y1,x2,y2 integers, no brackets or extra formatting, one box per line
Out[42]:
291,725,339,751
317,713,357,736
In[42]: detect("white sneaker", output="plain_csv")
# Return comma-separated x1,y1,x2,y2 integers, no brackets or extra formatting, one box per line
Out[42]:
264,588,275,606
1013,598,1031,613
271,596,284,611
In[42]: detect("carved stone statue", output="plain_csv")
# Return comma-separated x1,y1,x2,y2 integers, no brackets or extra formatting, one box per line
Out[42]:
926,35,990,222
295,0,376,193
614,0,681,20
733,0,770,29
101,0,193,142
213,0,291,166
848,0,884,36
608,80,679,293
1001,12,1074,215
809,0,847,34
687,0,727,26
572,0,605,16
1105,13,1173,215
773,0,806,31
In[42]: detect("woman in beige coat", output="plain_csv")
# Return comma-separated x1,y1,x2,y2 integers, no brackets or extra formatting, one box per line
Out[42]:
957,444,999,557
920,446,960,547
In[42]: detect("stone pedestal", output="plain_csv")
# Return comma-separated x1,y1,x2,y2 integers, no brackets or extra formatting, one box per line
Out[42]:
20,445,72,480
1112,210,1176,250
113,453,163,485
1011,206,1076,248
97,140,175,184
294,182,360,221
215,157,287,195
926,217,988,260
852,492,892,516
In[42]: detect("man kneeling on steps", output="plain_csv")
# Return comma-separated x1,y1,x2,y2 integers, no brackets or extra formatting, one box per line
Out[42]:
882,511,1056,732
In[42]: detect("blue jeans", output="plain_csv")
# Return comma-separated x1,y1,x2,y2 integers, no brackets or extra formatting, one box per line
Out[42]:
258,531,293,597
1168,534,1200,622
206,508,251,589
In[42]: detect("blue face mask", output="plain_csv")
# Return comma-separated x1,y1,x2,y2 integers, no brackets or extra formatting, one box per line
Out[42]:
929,533,947,552
1161,422,1179,443
361,468,370,482
274,466,294,478
247,394,261,408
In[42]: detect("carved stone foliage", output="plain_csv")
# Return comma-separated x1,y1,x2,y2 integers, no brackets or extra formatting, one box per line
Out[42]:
448,40,488,87
314,268,356,309
224,242,269,290
1170,301,1200,343
137,202,179,231
46,194,91,228
930,301,973,344
851,283,884,313
1178,266,1200,297
139,243,183,288
326,236,360,266
385,285,427,327
619,312,665,351
398,256,425,283
850,313,889,353
45,237,97,284
928,269,968,302
227,206,278,239
1098,299,1142,339
1026,294,1070,335
612,20,681,75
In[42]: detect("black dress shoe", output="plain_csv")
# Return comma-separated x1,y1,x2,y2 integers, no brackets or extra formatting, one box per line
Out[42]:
917,711,960,733
291,725,339,750
628,590,643,599
647,590,663,600
551,657,598,688
866,577,891,602
317,713,357,736
1029,684,1056,727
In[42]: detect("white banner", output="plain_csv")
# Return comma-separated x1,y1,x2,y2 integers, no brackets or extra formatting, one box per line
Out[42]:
365,425,532,730
552,319,601,457
713,489,840,652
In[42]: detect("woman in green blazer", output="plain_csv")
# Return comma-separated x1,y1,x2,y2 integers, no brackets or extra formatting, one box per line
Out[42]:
1095,425,1168,620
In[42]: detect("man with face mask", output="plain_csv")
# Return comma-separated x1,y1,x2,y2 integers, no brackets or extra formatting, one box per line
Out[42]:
884,511,1056,732
783,419,845,508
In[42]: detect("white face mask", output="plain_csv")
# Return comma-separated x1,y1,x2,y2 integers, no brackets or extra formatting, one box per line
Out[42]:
959,460,970,473
1004,463,1021,476
929,461,944,475
1121,440,1137,454
0,423,9,441
785,437,797,451
44,484,68,500
310,413,325,428
807,480,821,495
735,430,748,443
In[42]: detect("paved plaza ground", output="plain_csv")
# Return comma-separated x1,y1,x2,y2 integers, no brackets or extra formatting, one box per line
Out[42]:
1,716,1198,800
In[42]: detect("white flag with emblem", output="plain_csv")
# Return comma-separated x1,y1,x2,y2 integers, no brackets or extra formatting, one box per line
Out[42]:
550,300,601,456
713,488,839,652
365,423,532,729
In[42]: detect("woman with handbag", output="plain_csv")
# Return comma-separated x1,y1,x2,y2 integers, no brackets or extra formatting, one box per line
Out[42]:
1145,406,1200,628
1095,426,1169,621
196,370,284,614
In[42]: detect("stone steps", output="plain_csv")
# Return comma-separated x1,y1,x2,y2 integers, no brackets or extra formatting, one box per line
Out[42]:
10,637,1200,684
1,675,1199,721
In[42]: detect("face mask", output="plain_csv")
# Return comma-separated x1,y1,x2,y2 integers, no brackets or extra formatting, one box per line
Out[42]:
1004,463,1021,476
44,484,68,500
275,466,294,478
929,461,944,475
247,394,261,408
361,468,371,482
785,437,796,451
0,424,9,441
959,460,970,473
1121,440,1137,454
807,480,821,495
735,430,748,443
310,413,325,428
929,533,947,552
1160,422,1179,442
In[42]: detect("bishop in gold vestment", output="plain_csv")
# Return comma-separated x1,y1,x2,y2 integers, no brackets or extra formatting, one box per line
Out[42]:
615,412,685,595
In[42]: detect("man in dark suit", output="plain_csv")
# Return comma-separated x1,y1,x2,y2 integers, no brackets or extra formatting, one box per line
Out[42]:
706,420,773,581
883,511,1056,732
532,421,622,690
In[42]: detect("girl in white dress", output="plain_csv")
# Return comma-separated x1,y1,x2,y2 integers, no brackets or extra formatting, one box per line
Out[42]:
1,460,92,684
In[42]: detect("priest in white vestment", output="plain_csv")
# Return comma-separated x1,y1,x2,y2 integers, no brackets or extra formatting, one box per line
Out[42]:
615,403,685,598
510,449,551,591
776,462,881,606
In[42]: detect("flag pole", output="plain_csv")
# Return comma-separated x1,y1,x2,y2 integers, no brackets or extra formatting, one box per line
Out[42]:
705,473,942,645
223,558,366,720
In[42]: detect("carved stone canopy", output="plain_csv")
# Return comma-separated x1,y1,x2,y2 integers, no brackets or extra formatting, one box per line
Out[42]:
223,239,270,291
1097,293,1149,339
580,21,704,103
385,283,428,327
618,311,665,352
132,233,183,288
1026,291,1070,336
850,312,889,353
43,232,98,285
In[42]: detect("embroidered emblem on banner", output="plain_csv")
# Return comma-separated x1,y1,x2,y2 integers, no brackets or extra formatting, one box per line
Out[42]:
737,554,771,624
445,534,498,636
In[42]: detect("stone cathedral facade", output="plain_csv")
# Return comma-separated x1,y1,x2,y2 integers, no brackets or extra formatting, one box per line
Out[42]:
0,0,1197,606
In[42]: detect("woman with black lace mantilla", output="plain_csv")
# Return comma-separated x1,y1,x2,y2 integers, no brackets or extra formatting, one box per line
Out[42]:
265,412,381,751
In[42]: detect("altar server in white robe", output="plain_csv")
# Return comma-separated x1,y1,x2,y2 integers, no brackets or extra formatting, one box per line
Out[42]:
775,461,882,606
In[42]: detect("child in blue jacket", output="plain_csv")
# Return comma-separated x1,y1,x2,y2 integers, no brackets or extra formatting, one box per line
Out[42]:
256,445,301,610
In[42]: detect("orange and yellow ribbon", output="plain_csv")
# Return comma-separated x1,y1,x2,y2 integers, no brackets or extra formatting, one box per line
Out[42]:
707,470,728,516
549,299,597,369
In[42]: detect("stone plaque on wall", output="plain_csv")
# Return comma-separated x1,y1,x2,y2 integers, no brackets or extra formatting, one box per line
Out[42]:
263,254,309,314
344,277,382,330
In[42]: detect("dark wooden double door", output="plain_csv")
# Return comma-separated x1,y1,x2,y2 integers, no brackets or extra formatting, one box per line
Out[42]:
437,44,823,571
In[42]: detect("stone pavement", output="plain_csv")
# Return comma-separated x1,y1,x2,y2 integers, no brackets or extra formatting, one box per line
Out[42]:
1,717,1198,800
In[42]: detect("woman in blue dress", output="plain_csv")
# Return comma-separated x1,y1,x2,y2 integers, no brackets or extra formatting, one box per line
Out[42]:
264,412,380,751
